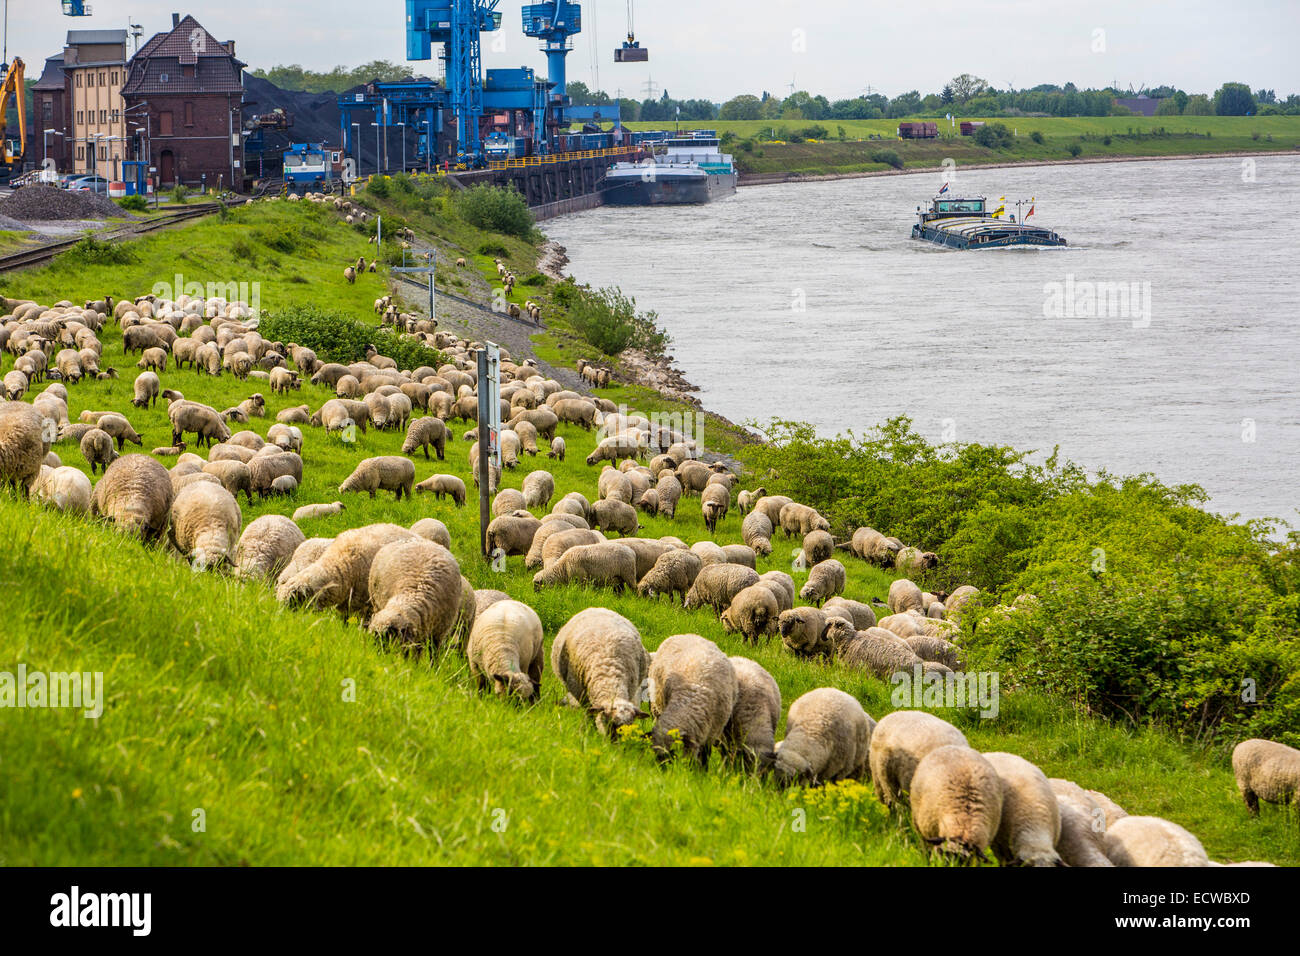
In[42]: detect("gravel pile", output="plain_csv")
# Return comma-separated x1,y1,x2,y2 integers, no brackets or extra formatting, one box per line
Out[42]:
0,184,131,222
0,213,30,230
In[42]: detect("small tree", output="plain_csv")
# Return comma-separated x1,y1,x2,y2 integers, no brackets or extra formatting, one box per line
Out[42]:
1213,82,1256,116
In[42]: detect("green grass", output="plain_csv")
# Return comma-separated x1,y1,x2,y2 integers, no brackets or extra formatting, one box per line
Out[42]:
1,199,1295,866
625,116,1300,176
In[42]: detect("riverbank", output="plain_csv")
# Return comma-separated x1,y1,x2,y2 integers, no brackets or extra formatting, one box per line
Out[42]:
738,148,1300,186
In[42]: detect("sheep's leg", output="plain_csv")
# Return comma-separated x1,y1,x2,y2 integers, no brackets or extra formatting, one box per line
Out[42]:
1242,787,1259,815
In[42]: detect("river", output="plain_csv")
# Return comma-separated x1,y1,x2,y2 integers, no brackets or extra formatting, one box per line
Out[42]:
543,155,1300,526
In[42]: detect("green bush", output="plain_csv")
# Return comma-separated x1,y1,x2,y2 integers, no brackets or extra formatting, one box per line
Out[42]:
1067,142,1082,157
870,149,904,170
59,234,137,266
1029,130,1045,145
170,185,189,204
519,272,547,287
260,305,446,370
252,224,301,254
115,194,148,212
477,241,509,259
455,184,534,239
740,416,1300,745
972,122,1014,149
567,285,671,358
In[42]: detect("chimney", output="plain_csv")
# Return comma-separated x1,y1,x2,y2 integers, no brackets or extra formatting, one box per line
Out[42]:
225,40,235,57
172,13,180,28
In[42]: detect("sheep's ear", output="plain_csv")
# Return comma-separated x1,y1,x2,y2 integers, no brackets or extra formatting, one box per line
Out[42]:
633,710,651,720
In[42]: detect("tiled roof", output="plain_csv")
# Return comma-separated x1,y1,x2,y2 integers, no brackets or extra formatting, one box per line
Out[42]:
67,30,128,44
122,15,245,96
33,56,67,91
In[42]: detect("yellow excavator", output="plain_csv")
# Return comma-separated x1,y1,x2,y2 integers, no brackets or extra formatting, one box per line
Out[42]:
1,56,27,183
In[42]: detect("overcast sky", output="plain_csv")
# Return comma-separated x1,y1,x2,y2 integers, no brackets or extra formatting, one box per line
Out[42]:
11,0,1299,100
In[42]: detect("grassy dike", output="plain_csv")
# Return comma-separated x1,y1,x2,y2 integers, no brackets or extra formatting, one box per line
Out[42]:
0,199,1294,865
624,115,1300,177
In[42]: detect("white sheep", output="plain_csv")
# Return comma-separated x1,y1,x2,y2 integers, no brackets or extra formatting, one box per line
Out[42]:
169,480,243,570
292,501,345,522
1232,738,1299,817
724,657,782,769
982,751,1063,867
648,633,739,765
522,469,555,510
32,465,92,513
869,709,969,808
276,523,417,621
552,607,651,736
467,599,545,701
91,454,173,540
234,514,306,580
1103,816,1209,867
772,687,873,785
367,537,464,651
909,745,1004,862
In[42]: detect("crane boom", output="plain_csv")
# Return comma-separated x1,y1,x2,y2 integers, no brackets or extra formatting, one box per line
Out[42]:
1,56,27,179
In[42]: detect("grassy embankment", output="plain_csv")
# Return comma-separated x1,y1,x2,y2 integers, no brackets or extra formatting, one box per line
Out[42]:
0,199,1295,865
625,116,1300,176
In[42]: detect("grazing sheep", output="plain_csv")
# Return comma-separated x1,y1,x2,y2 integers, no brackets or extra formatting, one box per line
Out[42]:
637,548,703,602
521,470,555,511
909,745,1004,862
486,511,543,557
822,596,877,630
648,633,739,766
367,538,464,652
340,456,416,500
547,435,566,462
524,517,593,570
691,540,727,567
829,621,926,678
248,451,303,498
802,529,834,565
778,606,831,658
701,483,730,534
721,544,756,569
415,473,467,506
654,470,682,518
492,489,527,517
32,465,93,513
170,481,242,569
408,518,451,550
724,657,782,768
847,526,901,566
169,401,230,448
269,475,298,496
904,634,965,671
551,607,651,736
400,416,447,460
869,710,969,808
292,501,344,522
234,514,306,580
982,752,1063,867
1103,816,1209,867
132,371,160,408
758,570,796,612
137,347,168,373
200,459,254,504
539,528,606,571
0,404,50,496
636,487,660,516
944,585,980,626
720,584,780,643
684,563,760,615
591,497,640,536
532,541,638,593
1051,784,1115,868
91,454,173,540
276,523,417,621
467,599,545,701
798,558,846,606
888,578,925,615
95,412,143,452
771,688,873,785
1231,738,1299,816
736,487,766,516
276,537,333,591
778,501,829,538
895,546,939,574
598,467,633,503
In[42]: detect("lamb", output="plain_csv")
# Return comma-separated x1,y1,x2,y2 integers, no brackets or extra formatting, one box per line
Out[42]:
736,487,765,516
981,751,1063,867
547,435,566,462
888,578,925,615
367,538,464,652
895,546,939,574
648,633,739,765
723,657,782,768
636,488,660,516
551,607,651,736
758,571,796,612
486,511,543,557
233,514,306,580
276,523,417,621
637,547,703,602
32,465,93,513
684,563,761,615
400,416,447,460
0,404,51,496
524,517,593,569
467,599,545,701
909,745,1004,862
591,497,640,536
778,606,831,658
869,709,969,808
266,423,302,454
720,584,780,643
521,470,555,510
414,473,467,506
778,501,830,538
1103,815,1209,867
492,489,528,517
339,456,416,500
1231,738,1299,816
532,541,638,593
822,596,877,630
802,529,834,566
654,469,682,518
248,451,303,498
798,558,846,606
200,459,254,503
132,371,160,408
169,480,243,570
137,347,168,373
95,412,144,452
701,483,730,534
513,419,540,456
771,687,873,785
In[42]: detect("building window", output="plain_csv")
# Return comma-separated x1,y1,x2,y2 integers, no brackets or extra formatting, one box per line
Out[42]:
112,71,119,85
75,73,82,87
43,101,54,125
76,110,84,125
159,111,173,136
184,102,194,127
77,145,85,160
99,72,106,85
99,146,107,160
111,109,121,123
100,109,107,124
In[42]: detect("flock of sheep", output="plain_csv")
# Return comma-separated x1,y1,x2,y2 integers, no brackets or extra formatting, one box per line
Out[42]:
1,285,1295,867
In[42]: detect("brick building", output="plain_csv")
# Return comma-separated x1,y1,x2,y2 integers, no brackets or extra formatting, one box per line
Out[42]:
63,30,130,179
31,55,72,173
121,14,246,190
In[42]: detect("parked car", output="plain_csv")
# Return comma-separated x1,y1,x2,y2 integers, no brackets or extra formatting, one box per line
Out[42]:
66,175,110,192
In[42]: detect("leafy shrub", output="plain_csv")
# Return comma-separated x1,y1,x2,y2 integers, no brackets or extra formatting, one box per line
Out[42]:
1067,142,1082,157
1102,135,1112,146
367,176,390,197
115,194,148,212
455,184,534,239
477,241,509,259
170,185,189,204
519,272,547,287
1029,130,1045,145
870,149,904,170
567,285,671,357
972,122,1014,149
552,276,580,307
260,305,446,369
59,235,136,266
252,224,301,254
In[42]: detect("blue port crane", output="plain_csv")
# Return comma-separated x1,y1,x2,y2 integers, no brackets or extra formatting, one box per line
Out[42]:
61,0,93,14
405,0,502,164
521,2,580,96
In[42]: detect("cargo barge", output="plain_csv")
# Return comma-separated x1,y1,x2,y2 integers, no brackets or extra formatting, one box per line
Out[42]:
603,130,737,205
911,195,1067,248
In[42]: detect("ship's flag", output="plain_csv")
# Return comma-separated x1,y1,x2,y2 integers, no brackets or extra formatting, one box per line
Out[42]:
938,182,949,194
991,205,1005,218
1025,203,1035,219
998,195,1006,202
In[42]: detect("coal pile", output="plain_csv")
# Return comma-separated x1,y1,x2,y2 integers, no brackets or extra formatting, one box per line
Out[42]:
0,185,132,222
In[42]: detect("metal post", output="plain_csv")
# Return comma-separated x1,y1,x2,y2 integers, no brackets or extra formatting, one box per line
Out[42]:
476,348,491,557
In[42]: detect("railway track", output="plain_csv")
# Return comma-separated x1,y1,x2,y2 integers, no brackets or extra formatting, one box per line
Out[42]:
0,202,225,273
